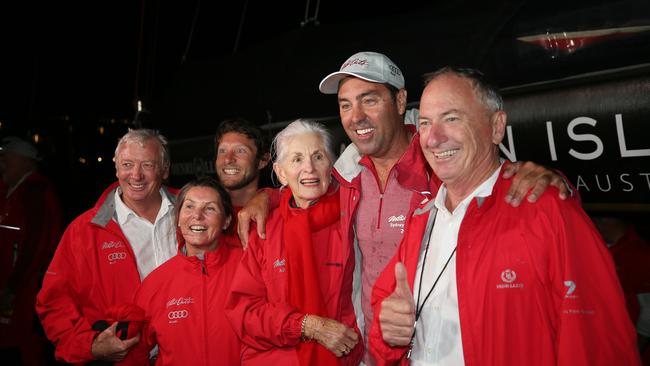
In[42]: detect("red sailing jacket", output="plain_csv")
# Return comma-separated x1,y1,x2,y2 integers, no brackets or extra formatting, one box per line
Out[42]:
0,171,63,347
225,190,363,366
369,163,640,366
119,242,243,366
35,183,177,364
261,129,434,365
333,129,434,365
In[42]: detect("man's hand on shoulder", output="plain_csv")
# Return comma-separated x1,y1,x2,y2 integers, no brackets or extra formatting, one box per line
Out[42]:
237,190,271,249
503,161,571,207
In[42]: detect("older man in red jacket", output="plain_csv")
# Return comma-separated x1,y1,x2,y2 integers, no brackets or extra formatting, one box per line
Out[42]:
36,129,178,365
370,67,640,366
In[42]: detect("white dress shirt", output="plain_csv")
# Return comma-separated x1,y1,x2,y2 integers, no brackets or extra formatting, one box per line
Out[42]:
410,164,502,366
114,188,177,280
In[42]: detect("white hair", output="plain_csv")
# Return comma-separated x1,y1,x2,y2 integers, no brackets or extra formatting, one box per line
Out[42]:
114,128,170,171
272,119,334,164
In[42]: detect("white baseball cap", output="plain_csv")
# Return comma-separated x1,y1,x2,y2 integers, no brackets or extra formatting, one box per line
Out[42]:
319,51,405,94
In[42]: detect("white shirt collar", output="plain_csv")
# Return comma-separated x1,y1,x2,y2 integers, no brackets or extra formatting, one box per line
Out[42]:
114,187,172,225
434,162,503,214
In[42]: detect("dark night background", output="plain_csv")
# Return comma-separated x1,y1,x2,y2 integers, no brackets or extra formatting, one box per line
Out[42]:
0,0,450,221
0,1,649,364
0,1,346,220
1,0,649,220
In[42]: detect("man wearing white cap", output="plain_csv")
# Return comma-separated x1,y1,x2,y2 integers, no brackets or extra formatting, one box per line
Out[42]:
239,51,570,365
0,136,63,365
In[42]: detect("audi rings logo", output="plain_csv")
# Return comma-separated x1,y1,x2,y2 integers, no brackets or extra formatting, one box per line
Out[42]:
107,252,127,262
168,310,189,320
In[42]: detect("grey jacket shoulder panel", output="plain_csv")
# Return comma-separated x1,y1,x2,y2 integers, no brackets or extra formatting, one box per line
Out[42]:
413,198,436,216
91,187,119,227
90,186,177,227
334,143,363,184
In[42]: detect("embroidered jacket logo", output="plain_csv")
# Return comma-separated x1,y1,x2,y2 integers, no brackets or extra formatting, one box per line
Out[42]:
166,297,195,307
388,215,405,223
496,268,524,289
107,252,127,264
501,269,517,283
273,258,286,273
167,310,189,321
564,280,577,298
102,241,125,250
388,215,406,233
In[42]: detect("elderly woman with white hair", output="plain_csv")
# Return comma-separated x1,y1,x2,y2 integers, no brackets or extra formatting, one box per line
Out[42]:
226,119,362,366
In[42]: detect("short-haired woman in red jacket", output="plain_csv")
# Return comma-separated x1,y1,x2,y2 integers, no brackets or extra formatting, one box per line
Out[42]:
121,176,243,365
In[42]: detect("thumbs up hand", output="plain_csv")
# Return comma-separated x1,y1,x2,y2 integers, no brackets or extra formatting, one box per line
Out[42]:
378,262,416,347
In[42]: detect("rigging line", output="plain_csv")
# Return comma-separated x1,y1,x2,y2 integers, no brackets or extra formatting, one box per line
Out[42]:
302,0,321,26
147,0,160,100
134,0,147,104
304,0,311,24
233,0,249,54
182,0,202,64
313,0,321,24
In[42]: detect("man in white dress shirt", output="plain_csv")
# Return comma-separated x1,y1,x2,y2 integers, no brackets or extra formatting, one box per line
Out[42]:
37,129,179,364
370,67,639,365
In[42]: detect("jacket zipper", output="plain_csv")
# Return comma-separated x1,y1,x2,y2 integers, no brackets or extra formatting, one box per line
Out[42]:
375,166,394,230
376,171,395,229
377,194,384,229
103,223,142,284
201,258,209,366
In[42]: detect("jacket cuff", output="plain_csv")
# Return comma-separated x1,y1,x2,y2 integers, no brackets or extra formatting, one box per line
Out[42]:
369,312,408,365
59,329,97,364
283,312,305,344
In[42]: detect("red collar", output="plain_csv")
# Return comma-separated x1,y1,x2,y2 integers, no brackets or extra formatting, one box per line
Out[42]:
358,125,431,194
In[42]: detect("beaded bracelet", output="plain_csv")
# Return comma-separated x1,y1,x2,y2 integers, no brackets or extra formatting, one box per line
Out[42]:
300,314,310,342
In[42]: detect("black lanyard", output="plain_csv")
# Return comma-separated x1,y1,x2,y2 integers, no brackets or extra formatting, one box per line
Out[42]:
407,212,457,360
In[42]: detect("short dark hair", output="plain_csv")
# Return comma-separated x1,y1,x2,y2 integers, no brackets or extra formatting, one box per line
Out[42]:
423,67,503,113
384,83,400,101
214,118,269,161
174,176,234,231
